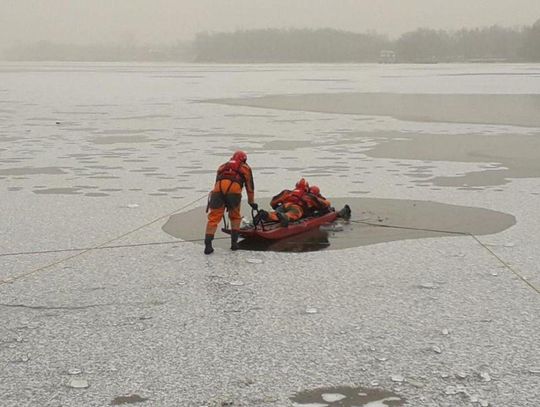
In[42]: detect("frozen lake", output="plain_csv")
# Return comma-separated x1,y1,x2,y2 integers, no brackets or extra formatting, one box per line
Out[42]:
1,63,539,406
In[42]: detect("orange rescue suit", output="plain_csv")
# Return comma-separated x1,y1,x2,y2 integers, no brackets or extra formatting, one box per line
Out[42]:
205,161,255,236
267,189,330,223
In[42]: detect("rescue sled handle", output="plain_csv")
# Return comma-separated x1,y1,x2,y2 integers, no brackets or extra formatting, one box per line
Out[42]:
251,208,266,231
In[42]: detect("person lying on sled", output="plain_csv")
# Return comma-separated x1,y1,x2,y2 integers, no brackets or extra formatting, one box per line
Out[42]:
256,178,331,227
306,184,331,214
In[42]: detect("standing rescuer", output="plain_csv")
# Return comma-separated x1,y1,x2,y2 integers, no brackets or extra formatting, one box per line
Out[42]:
204,150,257,255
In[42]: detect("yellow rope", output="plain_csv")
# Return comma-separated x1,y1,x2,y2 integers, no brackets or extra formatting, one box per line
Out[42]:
0,194,208,286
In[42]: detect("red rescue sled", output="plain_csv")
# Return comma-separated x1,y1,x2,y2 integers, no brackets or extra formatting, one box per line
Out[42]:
223,205,351,240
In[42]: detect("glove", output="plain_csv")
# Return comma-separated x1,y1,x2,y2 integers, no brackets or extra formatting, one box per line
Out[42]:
249,202,258,210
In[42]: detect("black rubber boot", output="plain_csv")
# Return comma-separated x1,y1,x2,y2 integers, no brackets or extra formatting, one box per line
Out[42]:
337,204,352,220
204,234,214,255
230,231,240,251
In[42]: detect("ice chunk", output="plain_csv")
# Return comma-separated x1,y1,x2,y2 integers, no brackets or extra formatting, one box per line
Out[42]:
68,378,89,389
305,307,318,314
320,224,344,232
126,204,139,208
68,368,82,375
246,258,263,264
444,386,457,395
321,393,346,402
391,374,404,383
480,371,491,382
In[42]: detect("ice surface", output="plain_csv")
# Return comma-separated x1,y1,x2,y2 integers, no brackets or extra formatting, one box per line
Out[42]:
1,62,539,407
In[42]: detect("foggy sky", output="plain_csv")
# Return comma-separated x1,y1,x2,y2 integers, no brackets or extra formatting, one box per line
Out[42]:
2,0,540,48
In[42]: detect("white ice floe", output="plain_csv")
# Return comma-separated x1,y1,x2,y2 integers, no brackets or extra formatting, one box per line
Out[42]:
321,393,346,402
68,378,89,389
480,371,492,382
305,307,319,314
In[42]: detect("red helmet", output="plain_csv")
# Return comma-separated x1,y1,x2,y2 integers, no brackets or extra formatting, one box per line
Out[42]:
309,185,320,195
295,178,309,191
231,150,247,163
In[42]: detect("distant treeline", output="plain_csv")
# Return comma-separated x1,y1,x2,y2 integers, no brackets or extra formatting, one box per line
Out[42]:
2,41,194,62
3,20,539,63
194,28,387,63
194,21,540,63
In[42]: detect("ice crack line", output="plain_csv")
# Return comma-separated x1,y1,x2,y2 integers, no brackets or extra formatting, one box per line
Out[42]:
0,237,230,258
0,302,118,310
0,300,167,311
